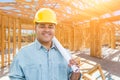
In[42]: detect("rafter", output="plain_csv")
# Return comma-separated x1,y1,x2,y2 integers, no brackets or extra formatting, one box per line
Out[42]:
0,0,120,25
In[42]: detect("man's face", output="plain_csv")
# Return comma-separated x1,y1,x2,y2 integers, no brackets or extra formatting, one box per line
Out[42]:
35,23,55,43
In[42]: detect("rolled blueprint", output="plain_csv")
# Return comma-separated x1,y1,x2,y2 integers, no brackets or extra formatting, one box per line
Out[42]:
52,36,80,72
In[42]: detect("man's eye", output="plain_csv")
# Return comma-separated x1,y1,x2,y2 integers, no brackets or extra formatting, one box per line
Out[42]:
38,25,45,28
48,26,54,29
40,26,44,28
49,25,55,29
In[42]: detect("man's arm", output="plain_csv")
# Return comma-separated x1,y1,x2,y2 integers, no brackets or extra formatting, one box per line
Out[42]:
69,58,81,80
9,55,25,80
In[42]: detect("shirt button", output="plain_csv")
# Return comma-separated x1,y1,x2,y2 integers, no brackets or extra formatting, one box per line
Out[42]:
45,50,48,53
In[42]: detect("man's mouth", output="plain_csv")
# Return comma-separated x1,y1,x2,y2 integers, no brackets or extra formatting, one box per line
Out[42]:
43,33,51,37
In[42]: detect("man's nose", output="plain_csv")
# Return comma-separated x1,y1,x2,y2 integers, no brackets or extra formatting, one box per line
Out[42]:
44,26,50,31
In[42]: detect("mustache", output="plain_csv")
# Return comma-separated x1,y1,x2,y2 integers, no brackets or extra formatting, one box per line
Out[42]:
42,31,51,34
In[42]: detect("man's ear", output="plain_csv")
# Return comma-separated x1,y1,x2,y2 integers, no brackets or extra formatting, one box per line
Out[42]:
34,22,38,31
35,25,37,33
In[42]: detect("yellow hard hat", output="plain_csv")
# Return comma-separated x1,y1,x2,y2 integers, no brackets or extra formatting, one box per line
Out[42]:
34,8,57,24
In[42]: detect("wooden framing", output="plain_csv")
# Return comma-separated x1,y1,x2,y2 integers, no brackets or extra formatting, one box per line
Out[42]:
72,55,105,80
0,0,120,24
80,58,105,80
0,0,120,73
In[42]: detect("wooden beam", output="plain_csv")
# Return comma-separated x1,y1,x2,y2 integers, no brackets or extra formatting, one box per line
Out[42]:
21,24,34,30
0,10,33,25
100,15,120,22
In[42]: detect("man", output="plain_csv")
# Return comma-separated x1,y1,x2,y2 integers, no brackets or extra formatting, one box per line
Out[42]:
9,8,81,80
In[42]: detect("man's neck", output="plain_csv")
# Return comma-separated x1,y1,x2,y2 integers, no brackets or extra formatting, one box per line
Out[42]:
39,41,52,50
42,42,52,50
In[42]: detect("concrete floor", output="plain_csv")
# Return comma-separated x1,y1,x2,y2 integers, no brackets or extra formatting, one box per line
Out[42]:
0,47,120,80
0,66,10,80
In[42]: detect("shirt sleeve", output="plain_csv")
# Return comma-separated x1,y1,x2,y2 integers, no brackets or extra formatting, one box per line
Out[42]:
9,54,25,80
68,67,72,80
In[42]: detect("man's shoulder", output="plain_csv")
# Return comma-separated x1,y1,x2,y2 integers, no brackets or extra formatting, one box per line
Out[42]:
15,42,35,57
16,42,35,55
21,42,35,50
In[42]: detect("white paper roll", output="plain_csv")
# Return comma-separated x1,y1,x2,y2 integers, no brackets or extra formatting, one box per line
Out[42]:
52,37,80,72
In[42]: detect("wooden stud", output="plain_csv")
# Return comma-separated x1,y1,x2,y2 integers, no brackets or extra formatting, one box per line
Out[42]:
0,15,1,52
18,19,21,50
110,26,116,49
13,18,16,57
71,26,74,51
0,15,1,66
8,17,11,65
1,15,5,68
4,15,8,66
32,25,35,42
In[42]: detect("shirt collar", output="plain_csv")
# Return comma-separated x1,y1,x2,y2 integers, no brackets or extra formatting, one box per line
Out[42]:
35,39,57,50
35,39,42,50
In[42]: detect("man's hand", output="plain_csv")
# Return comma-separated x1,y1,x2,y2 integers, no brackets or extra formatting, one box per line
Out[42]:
68,56,80,67
68,56,81,80
70,72,81,80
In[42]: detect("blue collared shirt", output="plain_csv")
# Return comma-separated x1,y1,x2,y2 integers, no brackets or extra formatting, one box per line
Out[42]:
9,39,73,80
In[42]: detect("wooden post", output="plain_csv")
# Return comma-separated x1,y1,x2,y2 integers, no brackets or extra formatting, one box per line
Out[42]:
68,26,71,50
74,26,80,51
64,25,69,48
1,15,5,67
0,15,1,51
107,27,111,47
55,24,59,41
90,20,102,58
60,25,64,46
110,26,116,49
18,19,21,50
67,27,71,49
32,25,35,42
64,29,67,48
70,25,75,51
66,30,69,49
0,15,2,66
74,26,77,51
62,25,66,47
13,18,16,57
75,26,82,50
8,17,11,65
